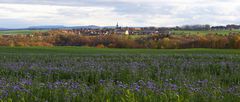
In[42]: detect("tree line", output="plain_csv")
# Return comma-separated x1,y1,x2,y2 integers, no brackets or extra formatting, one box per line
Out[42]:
0,30,240,49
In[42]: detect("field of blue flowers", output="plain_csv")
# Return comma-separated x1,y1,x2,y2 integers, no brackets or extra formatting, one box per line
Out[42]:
0,47,239,101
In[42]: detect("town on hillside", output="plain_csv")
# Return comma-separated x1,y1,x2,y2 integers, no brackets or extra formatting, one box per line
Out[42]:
62,23,171,36
47,24,240,36
1,23,240,36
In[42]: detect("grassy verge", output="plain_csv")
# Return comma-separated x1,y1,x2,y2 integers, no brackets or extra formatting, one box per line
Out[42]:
0,30,48,35
0,46,239,55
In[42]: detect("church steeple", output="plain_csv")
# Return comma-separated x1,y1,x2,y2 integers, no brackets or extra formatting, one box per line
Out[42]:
116,22,119,29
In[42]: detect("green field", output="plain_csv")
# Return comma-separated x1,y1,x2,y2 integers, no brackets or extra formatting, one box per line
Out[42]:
0,30,48,35
172,30,240,35
1,46,240,54
0,47,239,101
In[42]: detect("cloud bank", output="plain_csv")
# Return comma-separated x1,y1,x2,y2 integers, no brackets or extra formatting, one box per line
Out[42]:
0,0,240,28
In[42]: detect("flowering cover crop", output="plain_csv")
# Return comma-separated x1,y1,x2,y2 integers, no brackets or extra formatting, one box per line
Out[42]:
0,47,239,101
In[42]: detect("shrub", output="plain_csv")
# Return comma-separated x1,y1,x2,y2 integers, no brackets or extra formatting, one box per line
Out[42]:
96,44,105,48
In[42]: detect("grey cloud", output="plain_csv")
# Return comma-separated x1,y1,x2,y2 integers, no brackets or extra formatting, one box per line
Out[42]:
114,4,174,16
1,0,240,27
0,19,33,28
57,8,90,18
0,0,130,7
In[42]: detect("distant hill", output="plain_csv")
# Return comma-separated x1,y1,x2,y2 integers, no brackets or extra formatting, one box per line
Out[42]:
28,25,66,30
28,25,101,30
0,28,9,31
0,25,117,31
103,26,116,28
69,25,100,29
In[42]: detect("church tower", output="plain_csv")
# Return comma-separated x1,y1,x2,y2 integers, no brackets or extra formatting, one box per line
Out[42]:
116,22,119,29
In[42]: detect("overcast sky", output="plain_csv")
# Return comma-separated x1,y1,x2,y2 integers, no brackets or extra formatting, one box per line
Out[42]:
0,0,240,28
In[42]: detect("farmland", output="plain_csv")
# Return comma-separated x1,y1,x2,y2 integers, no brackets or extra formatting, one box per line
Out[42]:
172,29,240,35
1,29,240,35
0,47,239,101
0,30,48,35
